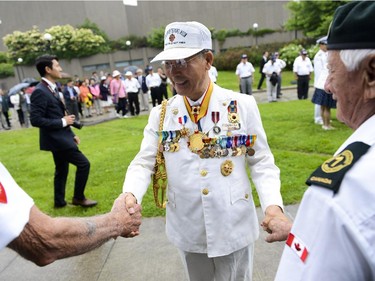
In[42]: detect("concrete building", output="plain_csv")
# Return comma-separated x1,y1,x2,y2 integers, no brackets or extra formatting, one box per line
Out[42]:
0,1,295,89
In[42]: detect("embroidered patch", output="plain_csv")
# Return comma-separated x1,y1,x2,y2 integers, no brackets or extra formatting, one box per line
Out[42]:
286,233,309,263
306,142,370,193
0,182,8,204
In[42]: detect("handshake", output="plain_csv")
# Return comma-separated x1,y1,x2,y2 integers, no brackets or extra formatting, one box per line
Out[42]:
111,192,142,238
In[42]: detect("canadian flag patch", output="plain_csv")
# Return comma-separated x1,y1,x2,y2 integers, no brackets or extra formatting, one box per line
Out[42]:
286,232,309,262
0,181,7,204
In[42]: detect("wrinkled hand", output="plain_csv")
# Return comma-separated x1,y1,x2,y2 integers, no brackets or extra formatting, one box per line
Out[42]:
261,205,292,243
112,193,142,238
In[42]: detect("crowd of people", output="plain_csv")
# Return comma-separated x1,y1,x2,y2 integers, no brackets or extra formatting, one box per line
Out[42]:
0,66,173,130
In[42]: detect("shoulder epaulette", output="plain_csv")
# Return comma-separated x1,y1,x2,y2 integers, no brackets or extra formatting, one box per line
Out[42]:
306,142,370,194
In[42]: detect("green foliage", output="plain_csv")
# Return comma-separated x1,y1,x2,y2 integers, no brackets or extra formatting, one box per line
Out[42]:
214,41,286,71
112,35,148,50
3,24,108,64
44,25,107,59
0,52,9,63
284,0,348,38
147,26,165,49
0,63,14,78
279,43,319,70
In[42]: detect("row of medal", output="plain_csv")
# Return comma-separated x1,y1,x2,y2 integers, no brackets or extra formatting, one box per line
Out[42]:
157,129,257,159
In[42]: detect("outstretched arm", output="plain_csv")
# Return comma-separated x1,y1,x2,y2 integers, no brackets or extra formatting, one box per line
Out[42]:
8,193,142,266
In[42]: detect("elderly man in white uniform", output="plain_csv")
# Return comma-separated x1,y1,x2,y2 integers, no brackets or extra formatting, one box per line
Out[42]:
0,162,141,266
123,21,288,281
263,2,375,280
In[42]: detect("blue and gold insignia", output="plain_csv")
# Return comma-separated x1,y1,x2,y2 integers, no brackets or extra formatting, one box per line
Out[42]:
306,142,371,193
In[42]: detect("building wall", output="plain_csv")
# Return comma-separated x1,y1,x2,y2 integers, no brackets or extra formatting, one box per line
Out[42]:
0,1,293,90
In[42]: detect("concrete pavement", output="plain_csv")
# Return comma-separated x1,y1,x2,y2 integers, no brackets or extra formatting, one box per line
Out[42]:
0,205,299,281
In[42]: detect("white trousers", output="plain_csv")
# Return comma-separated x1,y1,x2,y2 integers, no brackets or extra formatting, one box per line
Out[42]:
179,244,254,281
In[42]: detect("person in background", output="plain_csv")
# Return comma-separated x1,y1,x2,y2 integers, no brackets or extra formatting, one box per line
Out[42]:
10,87,29,128
123,21,288,281
257,51,268,90
88,78,103,116
312,36,336,130
63,80,80,122
135,69,149,112
110,70,128,118
30,55,97,208
0,161,141,266
293,49,314,100
0,89,11,129
264,2,375,280
124,71,141,116
157,67,169,100
208,64,218,84
235,54,255,95
262,54,281,103
99,75,111,113
79,80,93,118
274,52,286,99
146,66,162,107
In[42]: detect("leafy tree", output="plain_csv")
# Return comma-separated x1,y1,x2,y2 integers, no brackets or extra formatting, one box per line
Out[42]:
147,26,165,49
284,0,348,39
3,25,107,64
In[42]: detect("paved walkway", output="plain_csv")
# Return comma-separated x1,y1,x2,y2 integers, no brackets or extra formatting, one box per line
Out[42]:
1,87,309,280
0,205,299,281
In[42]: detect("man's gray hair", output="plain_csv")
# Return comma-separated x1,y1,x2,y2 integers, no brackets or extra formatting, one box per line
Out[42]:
340,49,375,72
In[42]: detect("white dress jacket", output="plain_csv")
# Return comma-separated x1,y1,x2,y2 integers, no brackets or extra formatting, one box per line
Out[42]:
123,84,283,257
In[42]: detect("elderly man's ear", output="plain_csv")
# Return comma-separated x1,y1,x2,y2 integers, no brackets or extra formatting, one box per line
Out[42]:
364,54,375,100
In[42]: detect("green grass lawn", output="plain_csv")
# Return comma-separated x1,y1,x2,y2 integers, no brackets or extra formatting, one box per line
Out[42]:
0,98,351,218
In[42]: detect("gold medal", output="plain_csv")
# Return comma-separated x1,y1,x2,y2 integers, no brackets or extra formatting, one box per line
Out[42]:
228,112,239,123
189,132,205,152
221,160,234,176
169,143,175,152
172,108,179,115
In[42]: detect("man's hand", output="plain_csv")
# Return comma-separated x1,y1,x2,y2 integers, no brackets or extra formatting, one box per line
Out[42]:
261,205,292,243
64,114,75,125
111,193,142,238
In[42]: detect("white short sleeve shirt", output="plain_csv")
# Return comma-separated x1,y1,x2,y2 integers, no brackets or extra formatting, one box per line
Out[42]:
0,162,34,250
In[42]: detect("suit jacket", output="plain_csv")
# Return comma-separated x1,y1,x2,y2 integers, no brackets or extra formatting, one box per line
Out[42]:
259,56,267,74
123,83,283,257
30,81,76,152
62,86,78,104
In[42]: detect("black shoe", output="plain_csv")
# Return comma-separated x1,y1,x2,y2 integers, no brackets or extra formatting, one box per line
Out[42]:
54,202,67,208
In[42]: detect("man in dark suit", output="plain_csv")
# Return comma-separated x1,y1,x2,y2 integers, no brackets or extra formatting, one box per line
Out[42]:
30,55,97,208
62,79,80,122
257,51,269,90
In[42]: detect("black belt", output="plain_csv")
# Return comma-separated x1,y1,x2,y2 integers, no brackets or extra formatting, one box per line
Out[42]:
241,76,252,79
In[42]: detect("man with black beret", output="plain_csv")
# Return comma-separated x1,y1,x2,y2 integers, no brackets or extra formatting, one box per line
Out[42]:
262,2,375,280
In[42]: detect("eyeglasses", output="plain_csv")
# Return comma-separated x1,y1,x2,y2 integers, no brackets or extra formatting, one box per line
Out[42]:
163,50,207,71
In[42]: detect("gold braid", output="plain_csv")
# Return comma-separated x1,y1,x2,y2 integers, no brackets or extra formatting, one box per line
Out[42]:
153,100,168,208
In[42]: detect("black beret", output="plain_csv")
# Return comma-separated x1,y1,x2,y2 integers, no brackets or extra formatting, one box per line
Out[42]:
327,1,375,50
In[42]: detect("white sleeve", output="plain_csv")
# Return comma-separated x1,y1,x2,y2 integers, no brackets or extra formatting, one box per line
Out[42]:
0,162,34,250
